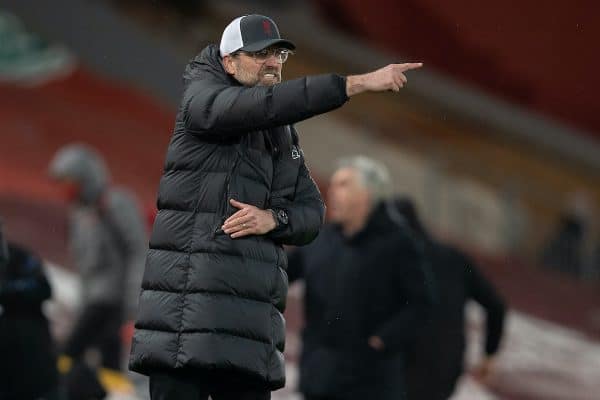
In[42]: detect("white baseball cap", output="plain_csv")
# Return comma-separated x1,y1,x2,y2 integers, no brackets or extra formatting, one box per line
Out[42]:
219,14,296,57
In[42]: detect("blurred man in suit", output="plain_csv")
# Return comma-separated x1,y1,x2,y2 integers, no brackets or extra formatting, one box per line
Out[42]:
392,198,506,400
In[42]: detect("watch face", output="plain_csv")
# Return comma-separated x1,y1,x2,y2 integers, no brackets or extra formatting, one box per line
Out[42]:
277,209,289,225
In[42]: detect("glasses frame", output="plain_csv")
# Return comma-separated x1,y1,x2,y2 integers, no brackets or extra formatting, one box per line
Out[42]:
233,48,294,64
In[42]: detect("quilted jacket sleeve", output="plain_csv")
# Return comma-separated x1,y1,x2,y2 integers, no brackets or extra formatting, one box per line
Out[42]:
268,160,325,246
183,74,348,137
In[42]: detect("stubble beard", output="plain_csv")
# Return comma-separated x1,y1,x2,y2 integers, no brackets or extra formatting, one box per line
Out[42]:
236,65,281,87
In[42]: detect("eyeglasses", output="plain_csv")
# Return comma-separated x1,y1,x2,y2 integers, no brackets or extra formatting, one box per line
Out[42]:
234,48,293,64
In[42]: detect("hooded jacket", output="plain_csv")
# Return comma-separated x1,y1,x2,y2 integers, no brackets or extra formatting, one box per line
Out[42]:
48,145,147,314
128,45,348,389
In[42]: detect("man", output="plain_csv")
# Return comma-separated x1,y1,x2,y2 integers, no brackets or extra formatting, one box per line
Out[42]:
392,198,506,400
287,156,432,400
128,14,422,400
49,144,147,370
0,222,60,400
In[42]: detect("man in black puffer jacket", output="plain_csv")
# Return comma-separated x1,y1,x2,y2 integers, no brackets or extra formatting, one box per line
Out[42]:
129,14,423,400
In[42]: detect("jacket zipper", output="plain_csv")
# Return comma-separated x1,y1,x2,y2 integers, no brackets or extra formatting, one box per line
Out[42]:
213,154,240,237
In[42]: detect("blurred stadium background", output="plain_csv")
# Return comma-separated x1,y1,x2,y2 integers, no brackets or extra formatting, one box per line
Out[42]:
1,0,599,399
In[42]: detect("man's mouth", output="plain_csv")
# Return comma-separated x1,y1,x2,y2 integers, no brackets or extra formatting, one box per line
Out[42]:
261,68,279,78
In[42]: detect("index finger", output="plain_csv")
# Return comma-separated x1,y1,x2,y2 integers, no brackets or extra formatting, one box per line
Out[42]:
398,62,423,71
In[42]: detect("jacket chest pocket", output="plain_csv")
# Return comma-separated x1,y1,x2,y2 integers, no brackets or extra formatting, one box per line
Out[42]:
237,147,273,209
270,126,303,201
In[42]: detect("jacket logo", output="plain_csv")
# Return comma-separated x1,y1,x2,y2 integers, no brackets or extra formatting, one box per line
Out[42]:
291,146,301,160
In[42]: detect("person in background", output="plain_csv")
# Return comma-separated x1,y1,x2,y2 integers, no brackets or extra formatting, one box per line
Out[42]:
287,156,432,400
0,220,60,400
48,144,147,371
392,197,507,400
540,192,595,279
540,211,586,276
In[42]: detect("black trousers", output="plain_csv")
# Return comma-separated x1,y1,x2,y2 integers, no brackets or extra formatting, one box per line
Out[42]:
149,372,271,400
63,303,123,370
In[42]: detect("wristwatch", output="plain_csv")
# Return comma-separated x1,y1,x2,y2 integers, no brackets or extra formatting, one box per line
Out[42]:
270,208,289,229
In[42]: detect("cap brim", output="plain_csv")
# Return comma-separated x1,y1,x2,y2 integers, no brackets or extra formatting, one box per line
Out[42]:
239,38,296,52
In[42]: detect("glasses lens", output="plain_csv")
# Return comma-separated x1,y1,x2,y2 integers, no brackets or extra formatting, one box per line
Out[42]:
254,49,270,60
279,50,289,63
250,49,291,63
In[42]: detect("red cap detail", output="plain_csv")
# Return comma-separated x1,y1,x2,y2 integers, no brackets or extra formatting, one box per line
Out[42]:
263,20,272,36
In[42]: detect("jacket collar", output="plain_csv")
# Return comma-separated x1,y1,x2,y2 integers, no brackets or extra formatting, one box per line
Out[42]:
183,44,240,87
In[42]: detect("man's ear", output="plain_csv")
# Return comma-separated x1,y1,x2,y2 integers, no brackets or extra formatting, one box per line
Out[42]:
222,55,236,75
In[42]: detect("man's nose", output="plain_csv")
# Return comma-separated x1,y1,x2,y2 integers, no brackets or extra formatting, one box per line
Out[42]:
264,55,280,67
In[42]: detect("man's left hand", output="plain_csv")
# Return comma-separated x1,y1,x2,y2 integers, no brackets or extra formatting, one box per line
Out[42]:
222,199,277,238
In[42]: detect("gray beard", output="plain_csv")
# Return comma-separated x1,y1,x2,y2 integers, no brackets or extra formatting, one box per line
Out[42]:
236,70,281,87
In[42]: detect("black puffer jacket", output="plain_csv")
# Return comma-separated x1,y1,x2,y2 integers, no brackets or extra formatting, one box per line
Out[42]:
129,45,348,389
